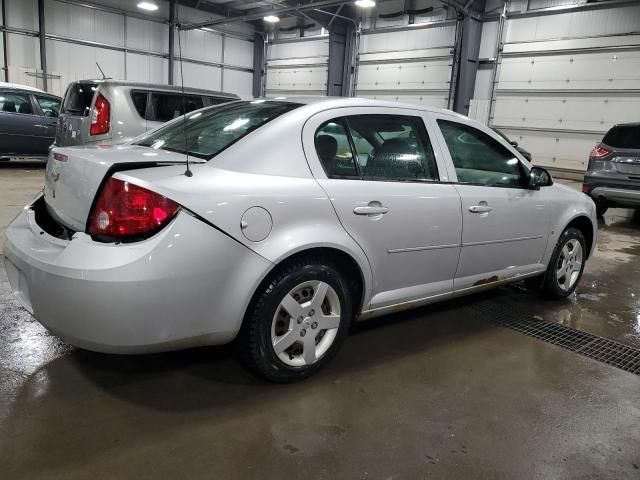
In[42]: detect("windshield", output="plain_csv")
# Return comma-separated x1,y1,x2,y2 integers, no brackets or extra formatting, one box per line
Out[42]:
136,100,301,159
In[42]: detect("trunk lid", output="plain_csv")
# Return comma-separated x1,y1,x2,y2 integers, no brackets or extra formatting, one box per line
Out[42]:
610,148,640,176
56,81,99,147
44,144,192,232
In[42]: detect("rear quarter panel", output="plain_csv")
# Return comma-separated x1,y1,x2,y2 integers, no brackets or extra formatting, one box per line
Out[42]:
116,163,375,311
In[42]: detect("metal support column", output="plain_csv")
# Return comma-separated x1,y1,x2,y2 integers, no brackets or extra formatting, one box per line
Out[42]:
453,13,483,115
1,0,8,82
252,32,266,98
220,33,225,91
328,23,355,96
168,0,175,85
487,2,507,127
38,0,47,91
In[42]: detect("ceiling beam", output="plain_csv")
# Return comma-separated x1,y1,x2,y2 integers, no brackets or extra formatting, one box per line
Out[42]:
179,0,349,30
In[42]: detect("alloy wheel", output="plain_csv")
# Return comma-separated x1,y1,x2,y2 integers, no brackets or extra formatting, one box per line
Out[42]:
556,239,583,292
271,280,342,367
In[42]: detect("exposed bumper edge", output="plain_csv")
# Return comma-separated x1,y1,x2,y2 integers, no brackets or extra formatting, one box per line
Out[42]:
590,186,640,207
4,206,273,354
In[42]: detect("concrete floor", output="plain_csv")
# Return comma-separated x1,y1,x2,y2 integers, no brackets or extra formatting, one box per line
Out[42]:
1,164,639,479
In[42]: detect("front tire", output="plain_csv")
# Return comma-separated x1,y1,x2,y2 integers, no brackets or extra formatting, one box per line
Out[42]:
238,258,352,383
539,227,586,298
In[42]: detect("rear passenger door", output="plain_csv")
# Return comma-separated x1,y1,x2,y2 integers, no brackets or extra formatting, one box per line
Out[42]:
0,91,48,156
303,108,462,311
430,114,551,290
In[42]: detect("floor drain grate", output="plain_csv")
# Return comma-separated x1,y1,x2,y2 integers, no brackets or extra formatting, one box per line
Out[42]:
473,300,640,376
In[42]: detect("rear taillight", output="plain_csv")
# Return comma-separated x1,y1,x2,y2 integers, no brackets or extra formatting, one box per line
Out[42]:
582,183,592,194
88,178,180,238
90,93,110,136
589,145,611,160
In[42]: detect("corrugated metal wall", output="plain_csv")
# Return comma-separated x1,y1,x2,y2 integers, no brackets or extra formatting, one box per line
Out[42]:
479,2,640,172
0,0,255,98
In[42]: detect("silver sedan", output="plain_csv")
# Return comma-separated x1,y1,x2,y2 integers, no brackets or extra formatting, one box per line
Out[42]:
4,98,597,382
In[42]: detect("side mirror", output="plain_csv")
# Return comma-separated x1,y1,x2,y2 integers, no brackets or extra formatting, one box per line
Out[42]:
510,141,519,148
529,166,553,189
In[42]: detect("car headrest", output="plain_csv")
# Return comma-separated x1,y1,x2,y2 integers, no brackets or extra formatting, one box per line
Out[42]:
315,135,338,162
18,103,32,114
2,102,16,112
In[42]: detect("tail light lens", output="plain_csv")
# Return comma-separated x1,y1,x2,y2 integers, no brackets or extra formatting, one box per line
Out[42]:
90,93,110,136
582,183,592,194
589,145,611,160
88,178,180,239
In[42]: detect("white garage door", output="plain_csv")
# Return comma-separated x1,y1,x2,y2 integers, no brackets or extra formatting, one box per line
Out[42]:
491,3,640,172
265,37,329,96
355,22,455,109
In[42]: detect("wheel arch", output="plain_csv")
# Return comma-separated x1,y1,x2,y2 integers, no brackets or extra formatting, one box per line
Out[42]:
565,215,595,259
246,245,370,325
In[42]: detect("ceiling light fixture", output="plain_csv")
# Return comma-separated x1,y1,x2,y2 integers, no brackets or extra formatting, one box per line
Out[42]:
263,14,280,23
355,0,376,7
137,1,159,11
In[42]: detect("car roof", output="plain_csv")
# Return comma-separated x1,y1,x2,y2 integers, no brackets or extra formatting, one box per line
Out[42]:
263,95,466,118
610,122,640,128
0,82,45,93
73,79,239,98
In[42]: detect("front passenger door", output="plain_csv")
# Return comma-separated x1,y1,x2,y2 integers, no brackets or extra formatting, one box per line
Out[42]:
432,116,551,290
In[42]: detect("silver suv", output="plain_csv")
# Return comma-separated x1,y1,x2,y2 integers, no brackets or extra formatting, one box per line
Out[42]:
55,80,238,147
583,123,640,216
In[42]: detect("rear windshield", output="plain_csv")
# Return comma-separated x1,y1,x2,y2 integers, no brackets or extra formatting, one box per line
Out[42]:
135,100,300,160
603,125,640,150
62,82,97,116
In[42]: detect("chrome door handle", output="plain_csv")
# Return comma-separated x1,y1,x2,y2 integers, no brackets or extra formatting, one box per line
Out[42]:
353,205,389,216
469,205,493,213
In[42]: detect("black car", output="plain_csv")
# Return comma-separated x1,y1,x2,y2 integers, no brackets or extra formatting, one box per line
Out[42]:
491,127,532,162
582,122,640,216
0,83,61,161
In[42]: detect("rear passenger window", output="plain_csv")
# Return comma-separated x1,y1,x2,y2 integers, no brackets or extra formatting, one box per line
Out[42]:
131,91,148,119
348,115,438,181
315,121,358,177
149,93,204,122
206,96,232,106
437,119,525,187
0,92,34,115
315,115,438,181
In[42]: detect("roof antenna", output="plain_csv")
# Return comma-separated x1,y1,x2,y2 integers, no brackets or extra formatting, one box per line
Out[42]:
176,21,193,177
95,62,108,80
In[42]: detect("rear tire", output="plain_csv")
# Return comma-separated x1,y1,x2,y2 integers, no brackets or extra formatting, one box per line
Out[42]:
238,258,352,383
538,227,586,299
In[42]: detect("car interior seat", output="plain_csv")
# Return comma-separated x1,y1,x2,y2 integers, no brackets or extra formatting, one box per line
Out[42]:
18,102,33,114
2,102,16,113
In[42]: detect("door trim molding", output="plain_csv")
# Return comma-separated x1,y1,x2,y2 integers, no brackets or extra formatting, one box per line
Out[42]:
387,243,459,254
462,234,544,247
